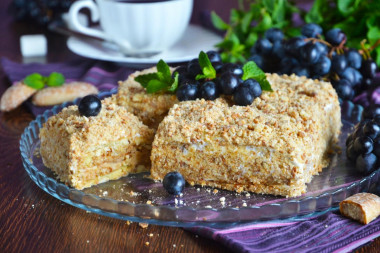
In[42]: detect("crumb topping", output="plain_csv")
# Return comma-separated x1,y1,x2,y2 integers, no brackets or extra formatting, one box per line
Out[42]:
154,73,341,156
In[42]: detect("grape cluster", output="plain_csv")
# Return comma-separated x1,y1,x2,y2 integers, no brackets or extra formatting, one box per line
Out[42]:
176,51,262,106
9,0,73,25
249,24,378,101
346,105,380,175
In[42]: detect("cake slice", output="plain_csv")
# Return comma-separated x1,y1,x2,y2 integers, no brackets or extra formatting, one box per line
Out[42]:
151,74,341,197
39,99,154,190
111,67,178,129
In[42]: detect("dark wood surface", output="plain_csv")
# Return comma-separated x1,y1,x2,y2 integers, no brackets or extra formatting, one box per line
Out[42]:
0,1,379,252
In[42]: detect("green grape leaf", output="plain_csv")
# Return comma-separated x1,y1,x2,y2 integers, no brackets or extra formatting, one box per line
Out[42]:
337,0,361,16
24,73,45,90
46,72,65,87
211,11,229,30
305,0,325,24
367,25,380,44
241,11,254,34
242,61,272,91
375,47,380,66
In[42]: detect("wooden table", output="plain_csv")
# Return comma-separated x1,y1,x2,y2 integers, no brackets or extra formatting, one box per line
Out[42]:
0,1,379,252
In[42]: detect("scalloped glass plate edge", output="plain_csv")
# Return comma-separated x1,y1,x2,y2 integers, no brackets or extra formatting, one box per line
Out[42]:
19,94,380,228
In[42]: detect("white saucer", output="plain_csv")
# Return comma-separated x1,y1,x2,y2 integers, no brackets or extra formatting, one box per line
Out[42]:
67,25,222,67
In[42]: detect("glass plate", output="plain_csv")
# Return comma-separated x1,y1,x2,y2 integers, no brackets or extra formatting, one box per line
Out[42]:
20,90,380,228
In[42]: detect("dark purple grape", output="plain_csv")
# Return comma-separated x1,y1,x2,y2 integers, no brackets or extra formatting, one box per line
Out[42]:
335,80,354,100
280,57,299,74
221,63,243,77
356,153,378,175
346,133,354,147
346,49,362,69
264,28,284,42
176,84,199,101
178,77,198,87
78,95,102,117
206,50,222,63
292,66,310,78
325,28,346,46
200,81,220,100
187,59,202,78
353,136,373,154
340,67,363,86
373,138,380,157
218,72,241,95
360,60,377,79
241,79,262,98
173,66,188,81
313,55,331,76
315,42,329,56
301,23,323,38
248,55,264,69
363,121,380,140
163,172,186,195
284,36,307,57
300,42,321,65
12,0,27,8
47,0,60,9
254,38,273,55
272,40,285,58
234,86,254,106
331,54,348,74
212,62,223,73
346,144,358,161
363,105,380,119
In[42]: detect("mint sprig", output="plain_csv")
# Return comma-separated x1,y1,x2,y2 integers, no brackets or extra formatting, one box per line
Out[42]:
195,51,217,81
24,73,45,89
24,72,65,90
46,72,65,87
242,61,272,91
135,59,178,94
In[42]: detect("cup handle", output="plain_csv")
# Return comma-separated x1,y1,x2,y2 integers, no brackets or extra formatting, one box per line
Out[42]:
67,0,106,40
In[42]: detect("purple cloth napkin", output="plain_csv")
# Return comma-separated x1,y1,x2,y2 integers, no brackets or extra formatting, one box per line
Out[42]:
2,58,380,253
190,212,380,253
1,57,138,115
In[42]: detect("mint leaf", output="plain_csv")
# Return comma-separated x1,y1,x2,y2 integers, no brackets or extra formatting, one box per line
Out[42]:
337,0,360,16
135,73,159,88
305,0,325,24
134,59,178,93
46,72,65,87
24,73,45,90
146,79,167,94
242,61,272,91
156,59,172,83
167,72,179,93
196,51,216,80
211,11,229,30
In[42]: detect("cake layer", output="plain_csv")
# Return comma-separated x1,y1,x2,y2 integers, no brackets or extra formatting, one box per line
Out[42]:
40,99,154,189
151,74,342,197
111,67,178,129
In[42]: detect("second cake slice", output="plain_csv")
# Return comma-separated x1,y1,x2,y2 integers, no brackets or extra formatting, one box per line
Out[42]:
151,74,341,197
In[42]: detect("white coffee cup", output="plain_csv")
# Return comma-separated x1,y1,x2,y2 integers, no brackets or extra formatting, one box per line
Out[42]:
68,0,193,56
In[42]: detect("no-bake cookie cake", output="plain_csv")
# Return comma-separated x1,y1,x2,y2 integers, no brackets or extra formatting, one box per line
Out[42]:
39,99,154,190
150,74,341,197
39,66,341,197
